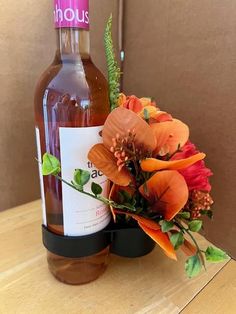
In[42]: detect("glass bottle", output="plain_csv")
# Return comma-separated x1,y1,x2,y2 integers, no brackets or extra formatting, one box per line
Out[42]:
34,0,111,285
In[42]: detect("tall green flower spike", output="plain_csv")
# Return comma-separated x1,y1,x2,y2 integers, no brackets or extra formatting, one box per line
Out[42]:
104,14,121,111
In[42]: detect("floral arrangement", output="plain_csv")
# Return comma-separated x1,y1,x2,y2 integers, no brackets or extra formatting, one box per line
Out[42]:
41,16,228,278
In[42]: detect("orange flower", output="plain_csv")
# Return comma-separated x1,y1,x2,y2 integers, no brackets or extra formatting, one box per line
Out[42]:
118,94,189,155
118,94,157,109
88,107,157,186
139,170,189,221
118,94,172,123
120,95,143,113
88,102,206,261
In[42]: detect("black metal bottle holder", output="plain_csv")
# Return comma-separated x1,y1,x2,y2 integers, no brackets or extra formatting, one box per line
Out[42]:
42,223,156,259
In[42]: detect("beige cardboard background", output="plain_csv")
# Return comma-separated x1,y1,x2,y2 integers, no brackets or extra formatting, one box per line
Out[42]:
123,0,236,258
0,0,54,210
0,0,117,211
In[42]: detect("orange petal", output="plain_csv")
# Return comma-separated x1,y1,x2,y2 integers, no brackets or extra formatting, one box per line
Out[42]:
141,153,206,172
151,112,173,123
140,98,158,108
139,97,153,107
151,119,189,155
139,222,177,260
114,210,161,231
118,93,127,106
181,239,197,256
102,107,157,152
139,171,189,221
124,96,143,113
88,144,132,186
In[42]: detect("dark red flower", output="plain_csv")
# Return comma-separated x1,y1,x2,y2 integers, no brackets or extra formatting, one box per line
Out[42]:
171,141,213,192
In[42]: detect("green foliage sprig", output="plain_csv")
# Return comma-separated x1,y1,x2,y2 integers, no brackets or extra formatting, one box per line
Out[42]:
104,15,121,111
174,218,229,278
42,153,135,212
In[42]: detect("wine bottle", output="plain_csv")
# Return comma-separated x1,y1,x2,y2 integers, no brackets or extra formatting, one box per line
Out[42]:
34,0,111,285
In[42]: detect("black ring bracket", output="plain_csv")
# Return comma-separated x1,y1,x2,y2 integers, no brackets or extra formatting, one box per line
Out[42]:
42,225,111,258
42,224,156,259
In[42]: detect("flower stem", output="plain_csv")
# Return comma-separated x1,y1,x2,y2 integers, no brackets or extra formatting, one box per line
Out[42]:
54,174,135,212
175,219,206,270
55,175,97,200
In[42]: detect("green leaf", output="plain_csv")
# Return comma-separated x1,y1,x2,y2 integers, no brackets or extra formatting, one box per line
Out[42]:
170,232,184,250
104,15,121,111
161,221,174,233
117,191,125,203
73,169,90,187
178,212,191,219
118,190,132,202
189,220,203,232
118,190,136,211
42,153,61,176
124,203,136,212
200,210,213,219
144,108,150,121
91,182,103,196
205,246,229,263
131,197,136,207
207,211,213,219
185,255,202,278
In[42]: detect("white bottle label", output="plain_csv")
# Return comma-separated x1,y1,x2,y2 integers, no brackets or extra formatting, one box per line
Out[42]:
59,126,111,236
35,127,47,226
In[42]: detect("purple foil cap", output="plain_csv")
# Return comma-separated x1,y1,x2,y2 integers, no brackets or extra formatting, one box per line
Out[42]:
54,0,89,29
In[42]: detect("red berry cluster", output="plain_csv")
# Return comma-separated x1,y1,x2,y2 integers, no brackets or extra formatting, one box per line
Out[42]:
185,190,214,219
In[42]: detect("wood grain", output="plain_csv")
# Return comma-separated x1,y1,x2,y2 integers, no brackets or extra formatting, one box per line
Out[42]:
182,260,236,314
0,201,231,314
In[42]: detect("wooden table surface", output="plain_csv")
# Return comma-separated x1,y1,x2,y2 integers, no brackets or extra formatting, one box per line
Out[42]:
0,200,235,314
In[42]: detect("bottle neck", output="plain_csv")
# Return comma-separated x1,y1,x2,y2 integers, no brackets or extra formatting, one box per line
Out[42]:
56,28,90,62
